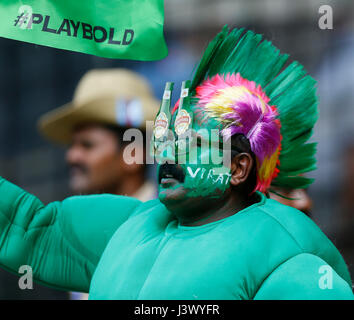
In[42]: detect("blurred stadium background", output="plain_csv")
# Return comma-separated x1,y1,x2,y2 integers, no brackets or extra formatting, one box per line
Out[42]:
0,0,353,297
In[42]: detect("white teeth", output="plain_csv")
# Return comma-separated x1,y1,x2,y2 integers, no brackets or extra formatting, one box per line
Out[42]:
165,174,173,178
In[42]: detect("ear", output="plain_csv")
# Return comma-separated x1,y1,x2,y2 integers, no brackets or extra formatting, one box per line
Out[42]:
229,153,254,187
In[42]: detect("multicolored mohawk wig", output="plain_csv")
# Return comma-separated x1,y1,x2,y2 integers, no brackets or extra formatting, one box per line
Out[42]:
190,26,319,193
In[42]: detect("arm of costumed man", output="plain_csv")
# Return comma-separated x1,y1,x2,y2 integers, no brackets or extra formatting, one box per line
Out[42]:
0,176,142,292
254,253,353,299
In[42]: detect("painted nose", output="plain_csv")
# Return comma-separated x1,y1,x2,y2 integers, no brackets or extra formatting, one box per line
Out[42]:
66,145,84,165
154,140,176,165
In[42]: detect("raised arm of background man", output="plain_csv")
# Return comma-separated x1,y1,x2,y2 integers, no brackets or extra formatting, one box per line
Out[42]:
0,176,141,293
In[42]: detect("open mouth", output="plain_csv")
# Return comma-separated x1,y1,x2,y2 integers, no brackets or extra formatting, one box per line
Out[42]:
158,164,185,186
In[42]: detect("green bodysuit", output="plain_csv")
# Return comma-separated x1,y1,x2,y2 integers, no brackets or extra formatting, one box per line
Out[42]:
0,176,352,299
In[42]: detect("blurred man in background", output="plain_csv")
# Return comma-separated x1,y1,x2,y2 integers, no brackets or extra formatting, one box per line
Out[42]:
38,69,159,200
37,68,159,298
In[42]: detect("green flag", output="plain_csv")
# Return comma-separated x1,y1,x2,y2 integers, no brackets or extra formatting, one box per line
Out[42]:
0,0,167,61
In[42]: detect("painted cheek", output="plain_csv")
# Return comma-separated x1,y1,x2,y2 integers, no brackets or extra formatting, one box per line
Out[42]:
183,164,232,198
179,141,231,198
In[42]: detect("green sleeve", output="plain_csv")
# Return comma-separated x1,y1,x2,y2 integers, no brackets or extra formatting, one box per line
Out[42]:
0,176,142,293
253,253,354,300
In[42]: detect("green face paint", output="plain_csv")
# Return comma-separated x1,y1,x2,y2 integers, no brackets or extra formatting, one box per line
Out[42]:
156,82,233,206
182,165,232,198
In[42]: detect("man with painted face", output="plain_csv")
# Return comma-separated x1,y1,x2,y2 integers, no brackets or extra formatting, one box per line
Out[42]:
0,27,352,299
155,80,258,226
